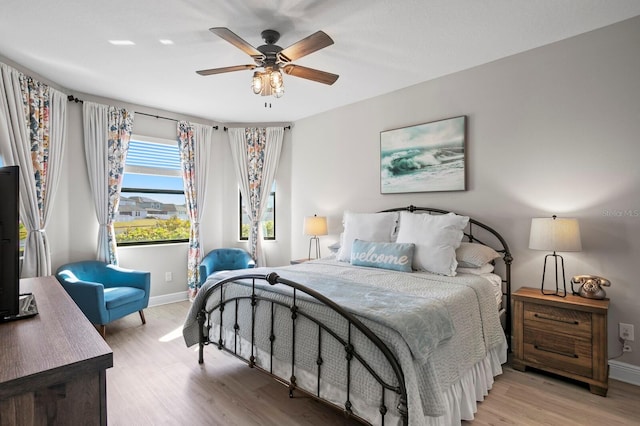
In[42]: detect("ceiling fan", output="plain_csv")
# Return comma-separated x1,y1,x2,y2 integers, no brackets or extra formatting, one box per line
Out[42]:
196,27,339,98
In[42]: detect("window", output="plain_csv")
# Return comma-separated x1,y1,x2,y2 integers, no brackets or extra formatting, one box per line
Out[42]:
115,135,190,245
239,183,276,240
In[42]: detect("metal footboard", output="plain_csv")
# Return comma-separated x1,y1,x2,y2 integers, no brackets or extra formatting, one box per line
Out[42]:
197,271,408,426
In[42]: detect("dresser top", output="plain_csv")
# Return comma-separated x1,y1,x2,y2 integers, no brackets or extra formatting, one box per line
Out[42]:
513,286,609,313
0,276,113,398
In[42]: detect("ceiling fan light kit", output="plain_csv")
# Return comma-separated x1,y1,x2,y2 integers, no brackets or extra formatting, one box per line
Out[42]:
252,70,284,97
197,27,338,98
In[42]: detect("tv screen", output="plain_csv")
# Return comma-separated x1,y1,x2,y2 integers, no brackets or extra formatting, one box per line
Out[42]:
0,165,20,319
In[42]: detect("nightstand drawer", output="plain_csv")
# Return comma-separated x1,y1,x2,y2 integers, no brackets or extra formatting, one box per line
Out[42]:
523,328,592,377
524,302,592,339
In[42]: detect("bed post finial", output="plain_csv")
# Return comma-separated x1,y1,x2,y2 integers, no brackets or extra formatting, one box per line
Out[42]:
266,272,280,285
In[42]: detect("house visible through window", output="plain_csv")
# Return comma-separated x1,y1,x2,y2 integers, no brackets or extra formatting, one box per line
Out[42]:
239,182,276,240
116,135,189,245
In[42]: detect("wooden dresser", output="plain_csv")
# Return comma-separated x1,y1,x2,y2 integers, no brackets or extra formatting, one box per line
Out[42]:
512,287,609,396
0,276,113,425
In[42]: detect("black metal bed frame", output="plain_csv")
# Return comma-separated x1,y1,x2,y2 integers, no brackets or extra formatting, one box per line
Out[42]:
380,206,513,348
196,206,512,425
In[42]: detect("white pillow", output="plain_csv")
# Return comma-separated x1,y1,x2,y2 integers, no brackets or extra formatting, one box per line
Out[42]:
327,240,341,254
395,211,469,276
456,242,501,268
336,211,399,262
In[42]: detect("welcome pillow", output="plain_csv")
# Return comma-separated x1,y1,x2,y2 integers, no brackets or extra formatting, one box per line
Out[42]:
351,239,414,272
395,211,469,276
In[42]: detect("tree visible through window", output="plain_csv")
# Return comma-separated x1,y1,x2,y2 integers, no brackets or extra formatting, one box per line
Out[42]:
116,135,190,245
239,183,276,240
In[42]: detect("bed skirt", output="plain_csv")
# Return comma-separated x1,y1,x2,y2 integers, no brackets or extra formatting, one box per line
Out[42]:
424,339,507,425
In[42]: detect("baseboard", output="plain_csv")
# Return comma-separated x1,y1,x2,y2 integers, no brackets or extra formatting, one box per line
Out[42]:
609,359,640,386
149,291,189,307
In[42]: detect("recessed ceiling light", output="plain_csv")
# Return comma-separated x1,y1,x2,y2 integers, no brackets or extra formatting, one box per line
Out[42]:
108,40,135,46
159,39,174,45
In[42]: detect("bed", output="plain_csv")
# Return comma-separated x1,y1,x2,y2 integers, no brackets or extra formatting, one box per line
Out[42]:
183,206,512,425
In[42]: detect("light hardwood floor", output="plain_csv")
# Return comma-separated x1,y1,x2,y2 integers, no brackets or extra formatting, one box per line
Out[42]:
105,301,640,425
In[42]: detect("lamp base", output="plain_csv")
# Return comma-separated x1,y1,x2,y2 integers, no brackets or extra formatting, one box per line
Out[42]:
540,252,568,297
308,236,321,260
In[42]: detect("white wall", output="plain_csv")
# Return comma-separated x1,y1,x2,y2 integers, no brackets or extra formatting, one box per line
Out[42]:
290,16,640,367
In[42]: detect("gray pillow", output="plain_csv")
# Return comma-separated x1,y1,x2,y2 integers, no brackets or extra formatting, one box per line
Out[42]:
456,242,501,268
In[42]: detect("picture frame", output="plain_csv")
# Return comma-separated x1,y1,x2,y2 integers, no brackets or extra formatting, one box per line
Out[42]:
380,115,466,194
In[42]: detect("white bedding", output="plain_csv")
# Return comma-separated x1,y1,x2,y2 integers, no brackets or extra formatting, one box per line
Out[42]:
471,272,503,306
183,259,507,425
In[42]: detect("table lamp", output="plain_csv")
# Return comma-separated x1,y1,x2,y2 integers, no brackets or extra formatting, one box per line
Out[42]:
529,215,582,297
304,215,328,260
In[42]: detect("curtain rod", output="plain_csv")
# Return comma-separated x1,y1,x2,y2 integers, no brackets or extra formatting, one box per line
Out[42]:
223,125,291,131
67,95,219,130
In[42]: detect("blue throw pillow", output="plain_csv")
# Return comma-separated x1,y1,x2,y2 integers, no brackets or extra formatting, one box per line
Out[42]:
350,239,414,272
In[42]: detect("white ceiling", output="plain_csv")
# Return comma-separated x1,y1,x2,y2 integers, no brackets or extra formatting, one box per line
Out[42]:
1,1,639,124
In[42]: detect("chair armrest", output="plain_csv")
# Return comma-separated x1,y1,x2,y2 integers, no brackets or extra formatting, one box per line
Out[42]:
105,265,151,293
55,274,108,324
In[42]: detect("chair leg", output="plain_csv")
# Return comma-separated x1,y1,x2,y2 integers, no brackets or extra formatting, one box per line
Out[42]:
99,325,106,338
139,310,146,325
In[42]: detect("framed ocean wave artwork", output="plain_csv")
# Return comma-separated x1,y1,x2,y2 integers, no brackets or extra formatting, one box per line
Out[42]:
380,115,467,194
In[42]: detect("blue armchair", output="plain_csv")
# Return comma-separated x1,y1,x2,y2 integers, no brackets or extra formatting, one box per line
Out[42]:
199,248,255,286
55,260,150,337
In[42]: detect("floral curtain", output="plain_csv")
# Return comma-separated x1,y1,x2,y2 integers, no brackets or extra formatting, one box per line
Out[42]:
0,63,67,277
177,121,212,298
82,102,134,264
228,127,283,266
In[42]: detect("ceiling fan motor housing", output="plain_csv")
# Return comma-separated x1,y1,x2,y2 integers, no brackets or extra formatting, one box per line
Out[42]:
257,30,283,68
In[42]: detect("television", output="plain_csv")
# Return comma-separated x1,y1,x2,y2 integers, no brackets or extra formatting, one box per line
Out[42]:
0,165,37,321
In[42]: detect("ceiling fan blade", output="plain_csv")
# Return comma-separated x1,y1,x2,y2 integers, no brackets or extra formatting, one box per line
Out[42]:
196,64,257,76
209,27,265,60
282,64,339,85
277,31,334,63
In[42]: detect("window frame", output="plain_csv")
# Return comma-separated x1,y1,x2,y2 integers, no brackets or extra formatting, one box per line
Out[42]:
239,186,276,241
116,135,189,247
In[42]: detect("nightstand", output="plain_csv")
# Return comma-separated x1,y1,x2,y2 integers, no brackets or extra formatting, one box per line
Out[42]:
512,287,609,396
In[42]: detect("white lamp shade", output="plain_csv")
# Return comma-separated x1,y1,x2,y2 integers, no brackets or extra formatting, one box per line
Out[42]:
304,215,328,236
529,217,582,252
